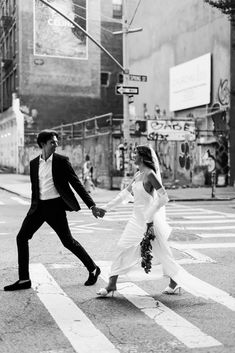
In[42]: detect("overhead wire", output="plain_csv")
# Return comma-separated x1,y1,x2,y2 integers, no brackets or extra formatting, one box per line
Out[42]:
128,0,142,28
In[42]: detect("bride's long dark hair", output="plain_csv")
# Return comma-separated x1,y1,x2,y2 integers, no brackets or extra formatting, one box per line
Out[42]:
136,145,156,173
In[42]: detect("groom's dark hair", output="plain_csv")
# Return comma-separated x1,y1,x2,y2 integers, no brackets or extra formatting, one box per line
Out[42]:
37,129,59,148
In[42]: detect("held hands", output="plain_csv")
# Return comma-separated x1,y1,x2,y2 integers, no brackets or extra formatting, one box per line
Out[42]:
91,206,106,218
146,221,154,235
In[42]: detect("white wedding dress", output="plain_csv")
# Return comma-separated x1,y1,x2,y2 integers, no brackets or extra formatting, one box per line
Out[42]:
109,179,209,298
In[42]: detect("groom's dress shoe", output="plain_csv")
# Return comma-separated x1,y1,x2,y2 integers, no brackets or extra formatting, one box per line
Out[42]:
4,280,31,291
84,266,101,286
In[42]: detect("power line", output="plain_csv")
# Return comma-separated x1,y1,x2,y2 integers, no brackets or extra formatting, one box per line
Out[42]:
129,0,142,27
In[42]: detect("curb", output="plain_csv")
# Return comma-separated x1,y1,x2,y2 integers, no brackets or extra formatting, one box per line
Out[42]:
169,197,235,202
1,186,235,202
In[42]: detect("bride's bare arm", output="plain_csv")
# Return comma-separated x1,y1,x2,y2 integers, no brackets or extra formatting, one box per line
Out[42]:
104,177,135,212
144,171,169,222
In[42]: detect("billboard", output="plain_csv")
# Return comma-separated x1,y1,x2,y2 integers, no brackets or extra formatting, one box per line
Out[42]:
34,0,87,59
147,119,196,141
169,53,211,111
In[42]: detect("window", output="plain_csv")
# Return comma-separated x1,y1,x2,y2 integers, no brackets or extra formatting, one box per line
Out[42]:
112,0,122,19
101,72,111,87
117,72,123,84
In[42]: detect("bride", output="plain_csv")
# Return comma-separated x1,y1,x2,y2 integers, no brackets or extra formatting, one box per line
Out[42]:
97,145,208,298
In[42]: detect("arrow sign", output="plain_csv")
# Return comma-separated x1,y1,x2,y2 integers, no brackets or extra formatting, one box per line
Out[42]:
115,85,139,95
129,74,147,82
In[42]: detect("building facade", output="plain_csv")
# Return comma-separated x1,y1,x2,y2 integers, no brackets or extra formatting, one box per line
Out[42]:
126,0,233,187
0,0,123,171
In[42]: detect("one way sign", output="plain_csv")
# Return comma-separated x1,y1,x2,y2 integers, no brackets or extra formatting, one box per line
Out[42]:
115,85,139,95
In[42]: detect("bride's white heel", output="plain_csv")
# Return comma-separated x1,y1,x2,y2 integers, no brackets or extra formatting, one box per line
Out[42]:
96,288,116,297
163,285,181,295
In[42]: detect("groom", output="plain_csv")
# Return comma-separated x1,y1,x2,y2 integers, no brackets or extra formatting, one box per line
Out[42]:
4,129,105,291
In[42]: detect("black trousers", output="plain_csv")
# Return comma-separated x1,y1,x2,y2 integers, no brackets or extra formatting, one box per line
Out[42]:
16,197,96,280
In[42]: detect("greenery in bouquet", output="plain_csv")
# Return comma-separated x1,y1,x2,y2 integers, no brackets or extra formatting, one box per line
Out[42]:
140,222,156,273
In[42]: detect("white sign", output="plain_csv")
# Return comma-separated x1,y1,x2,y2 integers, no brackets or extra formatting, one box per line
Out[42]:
169,53,211,111
115,85,139,95
129,74,147,82
147,120,196,141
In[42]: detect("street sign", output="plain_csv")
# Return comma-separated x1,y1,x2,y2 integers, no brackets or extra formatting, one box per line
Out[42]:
115,85,139,95
128,74,147,82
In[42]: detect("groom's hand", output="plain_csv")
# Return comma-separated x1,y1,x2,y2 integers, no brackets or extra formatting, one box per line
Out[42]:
91,206,106,218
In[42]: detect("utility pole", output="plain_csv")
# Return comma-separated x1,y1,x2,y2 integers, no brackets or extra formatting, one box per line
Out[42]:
114,0,142,144
122,0,130,143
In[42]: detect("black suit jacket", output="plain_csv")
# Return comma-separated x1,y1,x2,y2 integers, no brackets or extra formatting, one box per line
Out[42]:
28,153,95,215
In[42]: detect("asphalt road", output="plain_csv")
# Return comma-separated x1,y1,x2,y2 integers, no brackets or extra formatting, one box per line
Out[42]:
0,189,235,353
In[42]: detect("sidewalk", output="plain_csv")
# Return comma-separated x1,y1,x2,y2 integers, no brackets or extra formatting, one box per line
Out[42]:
0,173,235,202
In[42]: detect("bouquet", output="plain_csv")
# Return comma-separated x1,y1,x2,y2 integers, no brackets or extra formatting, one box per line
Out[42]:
140,222,156,273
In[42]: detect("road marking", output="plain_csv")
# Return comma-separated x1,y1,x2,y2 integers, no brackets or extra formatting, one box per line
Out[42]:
176,226,235,230
99,259,235,312
171,242,235,249
50,222,111,235
0,201,4,205
0,221,6,223
183,215,235,219
0,232,9,235
197,233,235,238
11,196,30,205
30,263,119,353
97,262,221,349
170,219,235,224
167,209,210,213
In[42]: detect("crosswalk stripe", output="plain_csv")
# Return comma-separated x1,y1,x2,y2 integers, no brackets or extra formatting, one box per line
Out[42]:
170,219,235,224
30,263,119,353
176,226,235,230
11,196,30,205
183,215,235,219
119,283,221,348
197,233,235,238
97,261,221,348
0,201,4,205
171,242,235,249
99,260,235,312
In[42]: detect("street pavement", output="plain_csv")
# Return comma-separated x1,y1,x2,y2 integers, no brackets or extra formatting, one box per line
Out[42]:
1,187,235,352
1,175,235,352
0,173,235,202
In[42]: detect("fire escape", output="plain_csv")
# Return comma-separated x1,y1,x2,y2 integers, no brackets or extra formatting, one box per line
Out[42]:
0,14,14,110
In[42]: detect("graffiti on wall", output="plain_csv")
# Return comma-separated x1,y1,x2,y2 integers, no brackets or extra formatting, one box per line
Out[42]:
179,142,191,170
218,79,229,106
202,149,216,172
147,120,196,141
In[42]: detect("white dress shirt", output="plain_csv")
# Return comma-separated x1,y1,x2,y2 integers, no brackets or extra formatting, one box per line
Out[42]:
39,154,60,200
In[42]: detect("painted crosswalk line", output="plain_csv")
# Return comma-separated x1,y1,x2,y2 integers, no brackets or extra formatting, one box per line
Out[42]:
49,221,111,234
196,232,235,238
183,215,235,219
30,263,119,353
169,219,235,224
97,261,221,349
171,242,235,250
176,225,235,230
99,259,235,312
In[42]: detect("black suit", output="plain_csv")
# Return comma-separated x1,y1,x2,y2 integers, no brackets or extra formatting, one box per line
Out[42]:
17,153,97,280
